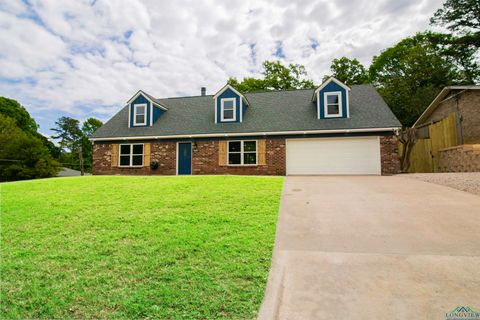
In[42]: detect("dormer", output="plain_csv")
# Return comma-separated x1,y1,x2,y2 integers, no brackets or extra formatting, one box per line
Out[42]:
127,90,167,128
313,77,350,119
213,84,249,123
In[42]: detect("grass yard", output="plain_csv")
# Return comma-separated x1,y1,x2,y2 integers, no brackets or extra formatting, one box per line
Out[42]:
1,176,283,319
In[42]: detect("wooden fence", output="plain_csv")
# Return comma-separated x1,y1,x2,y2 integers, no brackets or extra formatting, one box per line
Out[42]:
401,113,458,172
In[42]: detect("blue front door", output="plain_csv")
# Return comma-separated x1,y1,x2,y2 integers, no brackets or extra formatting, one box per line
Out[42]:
178,142,192,175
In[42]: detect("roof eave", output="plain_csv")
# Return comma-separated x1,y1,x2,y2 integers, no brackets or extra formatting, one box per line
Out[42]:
313,77,351,101
126,90,168,111
90,126,401,141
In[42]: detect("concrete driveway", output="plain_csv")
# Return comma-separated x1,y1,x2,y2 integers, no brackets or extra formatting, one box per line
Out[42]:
259,176,480,320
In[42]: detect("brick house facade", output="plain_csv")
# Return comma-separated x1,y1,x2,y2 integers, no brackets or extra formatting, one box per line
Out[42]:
91,79,402,176
93,135,400,176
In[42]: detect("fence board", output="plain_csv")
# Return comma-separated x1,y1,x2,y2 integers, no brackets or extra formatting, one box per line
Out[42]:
429,113,458,172
406,113,458,173
409,139,433,172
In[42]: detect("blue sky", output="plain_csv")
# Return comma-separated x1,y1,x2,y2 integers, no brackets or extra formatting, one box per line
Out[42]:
0,0,444,137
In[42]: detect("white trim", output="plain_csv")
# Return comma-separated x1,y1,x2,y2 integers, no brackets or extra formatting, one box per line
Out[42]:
176,142,193,175
126,90,168,111
317,92,320,119
128,104,131,128
346,91,350,118
220,98,236,122
323,92,343,118
150,103,153,126
213,84,245,100
91,127,401,141
214,99,218,124
314,77,351,97
118,143,144,167
133,103,147,126
240,97,243,123
227,140,257,166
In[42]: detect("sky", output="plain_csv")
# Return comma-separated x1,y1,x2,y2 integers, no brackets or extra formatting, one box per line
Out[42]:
0,0,444,137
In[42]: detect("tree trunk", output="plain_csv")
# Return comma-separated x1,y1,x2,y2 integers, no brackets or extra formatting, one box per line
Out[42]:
398,127,417,173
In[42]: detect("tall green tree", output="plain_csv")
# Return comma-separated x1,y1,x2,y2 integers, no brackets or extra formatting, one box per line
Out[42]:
324,57,369,85
369,33,465,126
431,0,480,33
81,118,103,173
0,115,59,181
429,0,480,82
51,116,102,174
52,117,85,174
228,60,314,92
0,97,38,134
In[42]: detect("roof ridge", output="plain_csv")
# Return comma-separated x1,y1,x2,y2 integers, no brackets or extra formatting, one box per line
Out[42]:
157,84,376,100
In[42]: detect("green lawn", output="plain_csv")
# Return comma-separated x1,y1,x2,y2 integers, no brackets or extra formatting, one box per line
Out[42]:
1,176,283,319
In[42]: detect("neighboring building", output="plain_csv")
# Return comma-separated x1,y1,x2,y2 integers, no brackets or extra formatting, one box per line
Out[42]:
412,86,480,172
91,77,401,176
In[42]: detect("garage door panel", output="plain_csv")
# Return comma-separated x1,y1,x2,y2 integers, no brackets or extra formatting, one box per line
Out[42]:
286,137,381,175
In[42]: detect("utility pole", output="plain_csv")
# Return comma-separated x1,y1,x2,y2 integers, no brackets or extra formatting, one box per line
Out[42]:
77,145,84,176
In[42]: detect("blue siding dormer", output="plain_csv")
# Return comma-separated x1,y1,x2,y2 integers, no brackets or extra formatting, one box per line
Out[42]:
314,77,350,119
213,84,247,123
127,91,167,128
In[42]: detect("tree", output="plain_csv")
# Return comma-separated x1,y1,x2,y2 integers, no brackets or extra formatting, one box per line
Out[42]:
0,96,61,158
51,117,85,174
324,57,369,85
0,115,59,181
227,77,266,93
51,116,102,174
81,118,103,173
431,0,480,33
430,0,480,82
0,97,38,135
397,127,417,172
228,60,314,92
369,33,466,126
82,118,103,137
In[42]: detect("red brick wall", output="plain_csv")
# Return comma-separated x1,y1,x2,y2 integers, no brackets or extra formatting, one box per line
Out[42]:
93,136,397,176
192,139,285,175
93,142,176,175
380,135,401,175
93,139,285,176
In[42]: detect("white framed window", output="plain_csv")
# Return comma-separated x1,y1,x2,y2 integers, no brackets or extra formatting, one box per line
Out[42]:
324,92,343,117
228,140,257,165
221,98,236,122
133,103,147,125
119,143,144,167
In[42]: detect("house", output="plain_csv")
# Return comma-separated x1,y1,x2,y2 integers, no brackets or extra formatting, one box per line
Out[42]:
411,85,480,172
91,77,401,176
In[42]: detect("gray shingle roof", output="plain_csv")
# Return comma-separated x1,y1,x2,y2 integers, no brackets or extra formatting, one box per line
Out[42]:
92,85,401,139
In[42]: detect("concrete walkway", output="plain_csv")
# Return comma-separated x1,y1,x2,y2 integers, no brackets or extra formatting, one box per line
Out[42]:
259,176,480,319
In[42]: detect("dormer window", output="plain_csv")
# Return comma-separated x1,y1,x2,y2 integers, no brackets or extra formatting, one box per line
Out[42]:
134,104,147,125
127,90,168,128
213,84,248,123
324,92,342,117
313,77,350,119
221,98,236,122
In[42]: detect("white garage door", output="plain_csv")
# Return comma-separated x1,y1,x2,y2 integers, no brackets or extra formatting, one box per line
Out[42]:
286,137,381,175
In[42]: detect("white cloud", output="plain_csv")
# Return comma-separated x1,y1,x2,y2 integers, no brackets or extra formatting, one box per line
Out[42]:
0,0,444,133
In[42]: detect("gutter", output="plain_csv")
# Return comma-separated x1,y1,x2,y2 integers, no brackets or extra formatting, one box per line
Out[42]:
90,127,400,142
